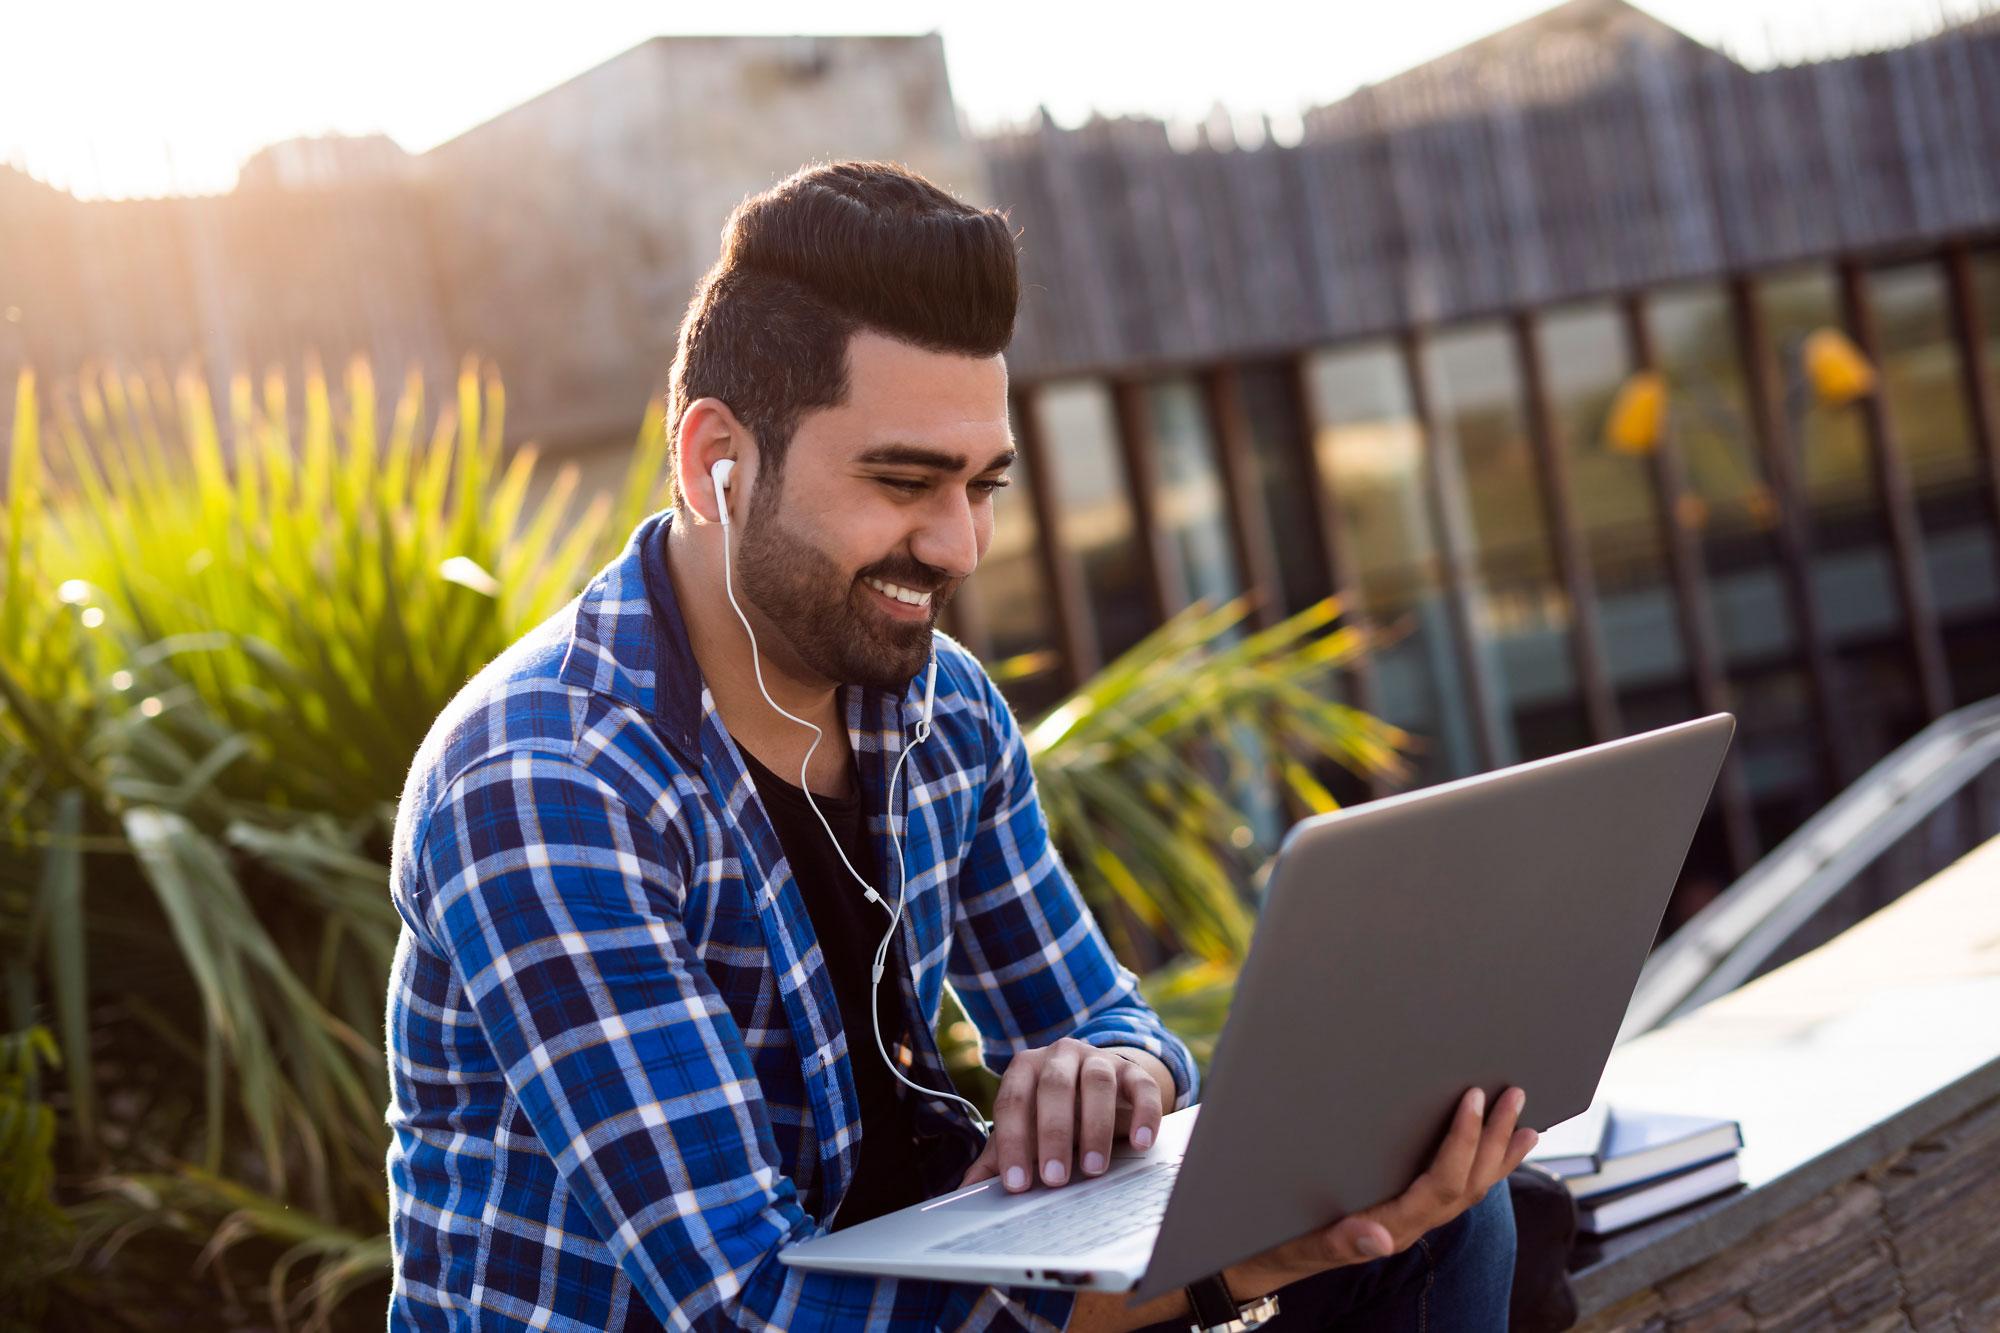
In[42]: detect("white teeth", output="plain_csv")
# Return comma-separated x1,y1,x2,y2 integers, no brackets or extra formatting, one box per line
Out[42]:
865,576,931,606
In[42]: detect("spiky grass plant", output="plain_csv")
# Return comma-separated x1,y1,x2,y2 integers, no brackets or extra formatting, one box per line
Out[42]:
2,358,667,1327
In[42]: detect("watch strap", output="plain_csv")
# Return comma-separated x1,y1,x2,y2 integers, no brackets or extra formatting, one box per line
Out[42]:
1183,1276,1279,1331
1184,1276,1240,1329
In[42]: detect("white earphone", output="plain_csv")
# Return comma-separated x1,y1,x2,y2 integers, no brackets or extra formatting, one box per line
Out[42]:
707,457,981,1137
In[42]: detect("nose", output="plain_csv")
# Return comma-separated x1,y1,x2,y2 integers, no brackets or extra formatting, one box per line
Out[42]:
910,486,982,584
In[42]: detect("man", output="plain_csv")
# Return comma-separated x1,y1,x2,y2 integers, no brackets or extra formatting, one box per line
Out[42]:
386,159,1536,1331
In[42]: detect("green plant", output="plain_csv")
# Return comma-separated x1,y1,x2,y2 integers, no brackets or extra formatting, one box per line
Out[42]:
2,358,668,1326
0,1025,70,1328
1023,595,1409,969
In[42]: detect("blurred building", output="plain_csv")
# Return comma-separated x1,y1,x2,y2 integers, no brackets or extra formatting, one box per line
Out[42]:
1304,0,1737,132
974,14,2000,903
3,8,1998,901
0,33,982,476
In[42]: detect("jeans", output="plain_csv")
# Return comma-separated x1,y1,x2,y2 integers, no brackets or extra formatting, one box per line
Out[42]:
1131,1180,1517,1332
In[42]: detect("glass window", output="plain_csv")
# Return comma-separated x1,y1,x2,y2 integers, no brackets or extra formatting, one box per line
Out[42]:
1237,362,1334,618
1145,378,1242,610
1537,302,1694,716
1870,263,1980,505
1757,268,1918,771
1144,378,1287,847
1646,284,1798,669
1646,284,1825,816
1305,341,1477,786
1035,379,1154,663
1420,321,1591,764
1237,361,1374,811
973,401,1064,714
1868,260,2000,708
1757,269,1901,646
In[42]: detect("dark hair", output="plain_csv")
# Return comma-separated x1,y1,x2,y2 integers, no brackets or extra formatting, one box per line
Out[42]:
666,159,1019,509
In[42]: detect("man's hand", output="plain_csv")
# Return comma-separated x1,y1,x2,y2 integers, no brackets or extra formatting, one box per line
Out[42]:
1066,1085,1538,1331
1221,1085,1537,1299
957,1039,1171,1192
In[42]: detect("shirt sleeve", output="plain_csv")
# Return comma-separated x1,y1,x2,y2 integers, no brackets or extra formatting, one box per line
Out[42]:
409,746,1077,1331
945,661,1200,1111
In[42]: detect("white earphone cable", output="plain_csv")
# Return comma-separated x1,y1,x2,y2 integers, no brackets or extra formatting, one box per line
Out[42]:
711,472,990,1134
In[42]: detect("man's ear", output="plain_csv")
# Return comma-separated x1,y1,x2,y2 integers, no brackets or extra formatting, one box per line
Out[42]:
675,397,751,525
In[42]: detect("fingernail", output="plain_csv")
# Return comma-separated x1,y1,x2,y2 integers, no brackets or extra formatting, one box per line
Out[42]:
1513,1089,1528,1114
1043,1158,1067,1186
1470,1088,1486,1116
1133,1126,1154,1149
1005,1166,1026,1191
1357,1233,1388,1258
1084,1152,1106,1175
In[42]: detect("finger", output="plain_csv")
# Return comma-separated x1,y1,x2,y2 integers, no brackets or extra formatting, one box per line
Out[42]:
1503,1125,1540,1177
1320,1208,1400,1264
1425,1086,1487,1202
1366,1087,1486,1240
990,1055,1040,1193
1118,1056,1165,1151
1468,1087,1526,1190
1305,1213,1399,1269
1075,1051,1121,1177
1035,1043,1083,1186
958,1136,1000,1188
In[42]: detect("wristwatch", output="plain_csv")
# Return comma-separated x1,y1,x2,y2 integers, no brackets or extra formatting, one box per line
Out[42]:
1183,1275,1280,1332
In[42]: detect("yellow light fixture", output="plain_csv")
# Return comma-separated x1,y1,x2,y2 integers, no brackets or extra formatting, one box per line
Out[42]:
1605,371,1667,455
1803,327,1876,405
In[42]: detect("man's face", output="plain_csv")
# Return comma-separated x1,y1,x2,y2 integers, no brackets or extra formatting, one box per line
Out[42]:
733,328,1013,692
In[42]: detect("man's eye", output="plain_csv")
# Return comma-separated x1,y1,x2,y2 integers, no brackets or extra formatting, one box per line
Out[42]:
878,477,927,493
973,477,1012,495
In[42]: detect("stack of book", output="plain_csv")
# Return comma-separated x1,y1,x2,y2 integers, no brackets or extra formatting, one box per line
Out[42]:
1527,1100,1744,1236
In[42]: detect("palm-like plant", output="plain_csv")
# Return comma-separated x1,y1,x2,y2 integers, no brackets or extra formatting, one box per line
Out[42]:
1,361,1411,1328
3,358,670,1326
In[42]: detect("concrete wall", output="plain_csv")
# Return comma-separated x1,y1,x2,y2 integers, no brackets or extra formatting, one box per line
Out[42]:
419,33,988,456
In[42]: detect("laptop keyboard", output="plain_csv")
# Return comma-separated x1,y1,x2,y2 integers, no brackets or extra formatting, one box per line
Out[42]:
928,1161,1178,1255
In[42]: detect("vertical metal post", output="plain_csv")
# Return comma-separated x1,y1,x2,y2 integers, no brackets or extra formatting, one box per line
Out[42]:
1944,244,2000,601
1401,328,1509,772
1201,364,1286,629
1837,260,1952,719
1730,276,1849,792
1511,310,1619,744
1010,384,1100,684
1110,378,1179,623
1624,295,1762,877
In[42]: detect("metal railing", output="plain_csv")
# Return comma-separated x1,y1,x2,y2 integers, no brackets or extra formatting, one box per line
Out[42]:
1621,694,2000,1040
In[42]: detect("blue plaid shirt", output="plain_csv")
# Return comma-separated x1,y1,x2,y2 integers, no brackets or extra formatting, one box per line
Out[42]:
386,509,1198,1330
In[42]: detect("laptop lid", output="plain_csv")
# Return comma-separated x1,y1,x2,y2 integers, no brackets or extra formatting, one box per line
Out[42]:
1133,712,1734,1300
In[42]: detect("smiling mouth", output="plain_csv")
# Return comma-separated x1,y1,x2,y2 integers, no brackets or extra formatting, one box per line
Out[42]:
863,575,935,610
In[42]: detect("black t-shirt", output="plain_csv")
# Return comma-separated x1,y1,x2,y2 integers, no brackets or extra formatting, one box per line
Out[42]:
639,536,943,1228
735,744,932,1229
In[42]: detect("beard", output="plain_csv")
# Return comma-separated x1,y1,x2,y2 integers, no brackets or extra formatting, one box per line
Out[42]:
733,480,957,692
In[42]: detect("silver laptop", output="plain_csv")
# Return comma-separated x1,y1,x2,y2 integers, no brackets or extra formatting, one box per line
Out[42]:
782,713,1735,1301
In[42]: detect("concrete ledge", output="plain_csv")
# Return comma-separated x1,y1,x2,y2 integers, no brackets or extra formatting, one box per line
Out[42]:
1566,835,2000,1328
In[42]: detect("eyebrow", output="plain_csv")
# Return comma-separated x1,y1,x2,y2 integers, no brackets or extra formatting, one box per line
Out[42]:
854,443,1017,473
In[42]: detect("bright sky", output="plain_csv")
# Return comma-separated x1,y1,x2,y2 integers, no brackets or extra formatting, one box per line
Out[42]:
0,0,1979,198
